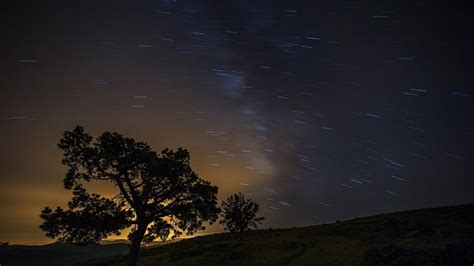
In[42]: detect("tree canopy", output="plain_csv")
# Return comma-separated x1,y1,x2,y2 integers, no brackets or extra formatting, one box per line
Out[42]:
220,193,264,239
39,126,220,265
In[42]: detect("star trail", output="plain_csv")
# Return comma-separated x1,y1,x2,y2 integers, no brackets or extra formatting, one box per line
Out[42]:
1,0,473,244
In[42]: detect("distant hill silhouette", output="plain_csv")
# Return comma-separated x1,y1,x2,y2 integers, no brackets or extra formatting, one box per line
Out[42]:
85,204,474,266
3,204,473,265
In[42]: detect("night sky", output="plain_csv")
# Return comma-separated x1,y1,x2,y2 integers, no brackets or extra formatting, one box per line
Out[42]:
1,0,473,244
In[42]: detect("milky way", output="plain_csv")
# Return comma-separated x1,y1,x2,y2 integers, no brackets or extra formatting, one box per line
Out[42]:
1,0,473,243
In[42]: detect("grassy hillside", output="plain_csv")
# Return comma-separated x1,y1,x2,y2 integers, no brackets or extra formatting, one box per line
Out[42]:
86,204,474,266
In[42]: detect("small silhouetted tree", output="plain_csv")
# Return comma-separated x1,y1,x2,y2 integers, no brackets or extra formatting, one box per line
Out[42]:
39,126,220,266
220,193,264,240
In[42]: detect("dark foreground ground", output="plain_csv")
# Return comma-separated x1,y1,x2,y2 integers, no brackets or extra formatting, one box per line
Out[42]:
2,204,474,266
89,203,474,266
0,242,129,266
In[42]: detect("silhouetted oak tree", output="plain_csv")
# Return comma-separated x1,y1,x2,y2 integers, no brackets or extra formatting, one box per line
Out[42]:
220,193,264,240
39,126,220,266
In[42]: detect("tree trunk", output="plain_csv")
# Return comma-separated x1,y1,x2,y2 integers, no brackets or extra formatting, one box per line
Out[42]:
128,223,147,266
239,229,243,240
